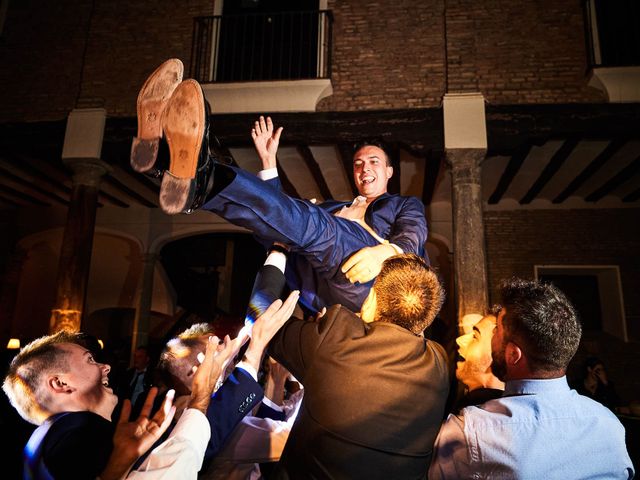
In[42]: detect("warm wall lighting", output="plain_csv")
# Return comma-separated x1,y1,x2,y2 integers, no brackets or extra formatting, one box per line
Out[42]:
7,338,20,349
97,339,104,349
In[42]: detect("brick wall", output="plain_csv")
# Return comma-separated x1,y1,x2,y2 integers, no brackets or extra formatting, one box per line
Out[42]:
320,0,603,111
443,0,605,104
0,0,92,122
76,0,214,117
484,208,640,402
0,0,213,121
0,0,607,120
317,0,447,111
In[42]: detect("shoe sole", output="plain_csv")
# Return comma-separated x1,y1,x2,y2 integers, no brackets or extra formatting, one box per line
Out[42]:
159,79,205,215
131,58,184,173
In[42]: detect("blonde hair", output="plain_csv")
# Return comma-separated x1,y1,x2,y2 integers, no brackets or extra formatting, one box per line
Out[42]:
2,330,83,425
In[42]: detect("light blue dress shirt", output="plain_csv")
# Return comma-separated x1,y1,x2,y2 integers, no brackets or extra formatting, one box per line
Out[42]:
429,376,635,479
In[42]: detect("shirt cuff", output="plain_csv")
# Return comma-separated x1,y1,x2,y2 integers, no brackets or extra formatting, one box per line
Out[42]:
262,395,284,412
257,168,278,180
265,251,286,273
236,362,259,381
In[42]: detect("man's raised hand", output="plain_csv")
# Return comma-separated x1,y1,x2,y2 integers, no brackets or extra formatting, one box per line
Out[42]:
251,115,283,170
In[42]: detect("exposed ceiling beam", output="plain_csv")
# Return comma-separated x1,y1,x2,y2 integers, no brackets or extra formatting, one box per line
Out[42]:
386,144,401,196
109,164,159,206
297,145,332,201
0,184,50,206
488,143,531,204
337,143,357,198
0,162,69,206
552,139,626,203
586,155,640,202
422,150,443,206
520,138,579,204
623,187,640,202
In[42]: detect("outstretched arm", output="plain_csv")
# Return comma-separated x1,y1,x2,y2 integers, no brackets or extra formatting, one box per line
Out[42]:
251,115,283,171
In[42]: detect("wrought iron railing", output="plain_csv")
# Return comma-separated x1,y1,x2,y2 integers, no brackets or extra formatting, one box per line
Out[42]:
584,0,640,67
190,10,333,83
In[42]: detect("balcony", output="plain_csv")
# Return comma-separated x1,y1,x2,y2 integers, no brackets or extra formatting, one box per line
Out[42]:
189,10,334,113
584,0,640,102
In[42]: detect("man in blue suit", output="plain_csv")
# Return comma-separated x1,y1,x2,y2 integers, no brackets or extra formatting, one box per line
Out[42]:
133,62,429,313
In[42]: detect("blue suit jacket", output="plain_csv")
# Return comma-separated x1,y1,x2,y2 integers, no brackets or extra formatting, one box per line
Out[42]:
203,165,428,313
202,367,263,467
266,176,428,313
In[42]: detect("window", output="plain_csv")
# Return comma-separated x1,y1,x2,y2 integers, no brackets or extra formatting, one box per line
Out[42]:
191,0,332,83
535,265,628,342
585,0,640,67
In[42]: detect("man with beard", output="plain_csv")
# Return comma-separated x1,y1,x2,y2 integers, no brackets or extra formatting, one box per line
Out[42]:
429,277,634,480
451,312,504,412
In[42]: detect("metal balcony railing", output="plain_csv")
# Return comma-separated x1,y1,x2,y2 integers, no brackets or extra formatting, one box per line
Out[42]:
190,10,333,83
584,0,640,68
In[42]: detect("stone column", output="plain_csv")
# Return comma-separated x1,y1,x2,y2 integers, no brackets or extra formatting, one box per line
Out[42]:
131,253,158,351
442,93,489,330
445,149,489,328
50,108,110,333
50,158,111,333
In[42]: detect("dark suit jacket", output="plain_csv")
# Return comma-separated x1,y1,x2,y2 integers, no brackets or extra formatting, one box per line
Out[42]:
268,305,450,479
24,411,113,479
202,367,263,467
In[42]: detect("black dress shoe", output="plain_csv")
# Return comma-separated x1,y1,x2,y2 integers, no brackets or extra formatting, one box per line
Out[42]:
159,79,214,214
130,58,183,175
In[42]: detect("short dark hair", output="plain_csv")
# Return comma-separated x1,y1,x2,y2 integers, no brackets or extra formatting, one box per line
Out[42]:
352,139,392,167
499,277,581,373
373,254,445,335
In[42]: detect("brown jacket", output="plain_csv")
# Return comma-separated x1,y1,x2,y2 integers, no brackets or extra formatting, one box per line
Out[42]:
268,304,449,479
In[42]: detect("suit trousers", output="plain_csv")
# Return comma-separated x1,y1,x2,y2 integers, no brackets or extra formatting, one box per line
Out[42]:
201,164,379,312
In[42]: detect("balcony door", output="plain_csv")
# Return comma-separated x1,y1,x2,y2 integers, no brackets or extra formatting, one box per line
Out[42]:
216,0,320,81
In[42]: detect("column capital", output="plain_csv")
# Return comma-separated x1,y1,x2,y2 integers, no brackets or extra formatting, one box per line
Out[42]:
444,148,486,171
63,157,112,187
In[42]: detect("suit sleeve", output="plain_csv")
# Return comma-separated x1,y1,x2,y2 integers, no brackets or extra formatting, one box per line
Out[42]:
245,264,287,323
202,368,264,467
388,196,428,258
265,175,282,191
267,306,340,386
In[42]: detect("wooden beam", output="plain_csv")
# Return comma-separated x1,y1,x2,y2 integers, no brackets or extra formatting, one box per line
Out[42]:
586,155,640,202
623,187,640,202
520,138,579,204
553,139,626,203
297,145,333,201
488,143,531,204
387,143,401,196
337,143,358,198
0,183,50,206
422,150,443,206
0,161,69,206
